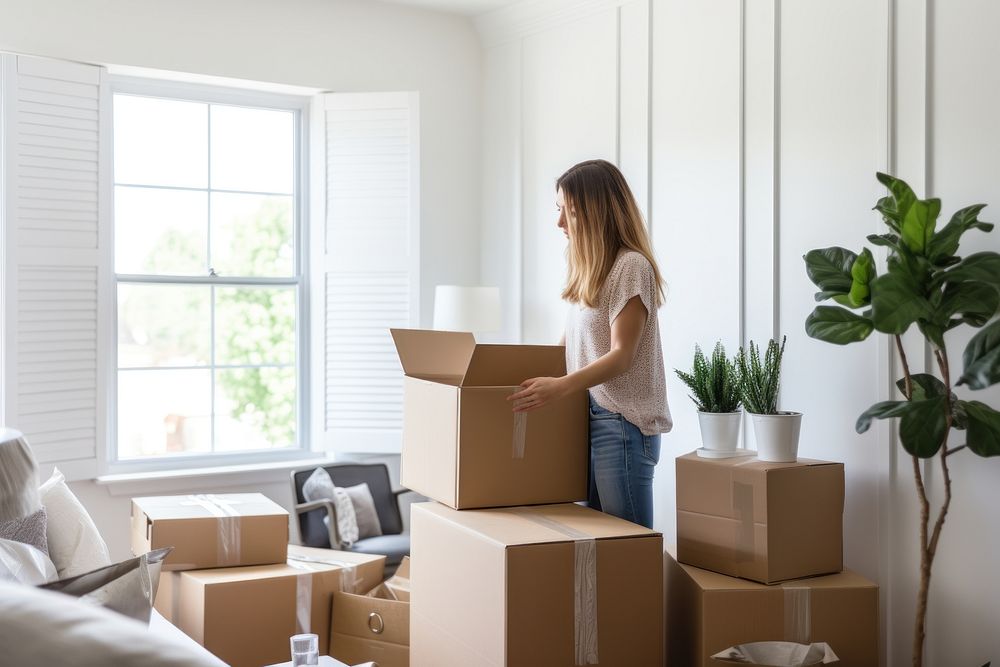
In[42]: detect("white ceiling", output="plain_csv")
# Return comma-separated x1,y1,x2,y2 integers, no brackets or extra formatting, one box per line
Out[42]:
374,0,522,17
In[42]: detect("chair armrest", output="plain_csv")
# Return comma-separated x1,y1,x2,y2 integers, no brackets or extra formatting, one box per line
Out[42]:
295,499,341,549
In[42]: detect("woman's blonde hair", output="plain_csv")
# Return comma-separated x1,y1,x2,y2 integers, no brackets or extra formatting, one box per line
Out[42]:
557,159,665,308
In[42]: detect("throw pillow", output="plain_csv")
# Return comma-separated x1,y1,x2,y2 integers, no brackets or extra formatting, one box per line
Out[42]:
0,506,49,555
0,427,42,523
343,483,383,540
302,467,359,548
0,538,57,585
0,579,226,666
40,547,173,624
39,467,112,579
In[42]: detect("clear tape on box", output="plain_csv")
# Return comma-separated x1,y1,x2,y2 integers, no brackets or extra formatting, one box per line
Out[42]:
512,411,528,459
287,552,361,635
514,511,598,666
784,587,811,644
181,494,244,566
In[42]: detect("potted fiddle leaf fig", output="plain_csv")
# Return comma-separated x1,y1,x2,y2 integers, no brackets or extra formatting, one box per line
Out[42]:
803,172,1000,667
735,336,802,462
675,342,743,456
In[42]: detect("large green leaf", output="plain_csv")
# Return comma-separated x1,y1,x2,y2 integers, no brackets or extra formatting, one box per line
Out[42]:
856,400,912,433
876,173,917,231
867,233,901,251
962,400,1000,456
894,373,947,400
804,247,856,293
899,395,949,457
940,281,1000,327
938,252,1000,289
844,248,876,308
928,204,993,262
870,272,934,334
958,318,1000,390
901,198,941,255
805,306,874,345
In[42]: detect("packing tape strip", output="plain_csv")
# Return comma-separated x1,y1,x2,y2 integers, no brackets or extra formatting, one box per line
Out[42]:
512,411,528,459
783,586,811,644
288,553,359,594
296,571,312,635
732,481,754,564
514,511,599,665
184,494,242,566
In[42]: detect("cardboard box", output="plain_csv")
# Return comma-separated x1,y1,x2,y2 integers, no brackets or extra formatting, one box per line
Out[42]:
155,545,385,667
676,452,844,583
390,328,588,509
664,549,878,666
411,502,664,666
132,493,289,571
330,557,410,667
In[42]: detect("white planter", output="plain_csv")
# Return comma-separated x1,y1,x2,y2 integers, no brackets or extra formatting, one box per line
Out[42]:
749,411,802,463
697,411,742,453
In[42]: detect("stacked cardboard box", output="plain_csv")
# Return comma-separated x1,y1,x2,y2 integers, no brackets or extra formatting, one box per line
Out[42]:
385,329,665,667
132,494,385,667
668,451,879,665
330,557,411,667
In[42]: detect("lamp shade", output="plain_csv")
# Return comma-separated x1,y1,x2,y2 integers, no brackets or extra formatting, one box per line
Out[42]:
433,285,501,333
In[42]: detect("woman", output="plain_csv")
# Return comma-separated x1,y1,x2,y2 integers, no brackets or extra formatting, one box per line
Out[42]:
508,159,671,529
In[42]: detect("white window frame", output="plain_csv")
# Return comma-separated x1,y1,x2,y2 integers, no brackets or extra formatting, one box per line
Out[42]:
103,76,315,474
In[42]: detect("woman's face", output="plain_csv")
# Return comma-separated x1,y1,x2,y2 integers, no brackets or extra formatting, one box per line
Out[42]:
556,187,575,240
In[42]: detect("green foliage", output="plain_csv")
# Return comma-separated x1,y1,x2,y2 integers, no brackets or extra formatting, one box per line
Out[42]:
674,342,741,413
803,172,1000,459
735,337,786,415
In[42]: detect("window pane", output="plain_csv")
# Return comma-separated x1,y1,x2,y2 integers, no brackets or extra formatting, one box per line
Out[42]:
216,367,296,451
210,105,294,194
118,369,211,458
113,95,207,188
215,286,296,366
115,186,207,275
119,284,210,367
210,193,293,277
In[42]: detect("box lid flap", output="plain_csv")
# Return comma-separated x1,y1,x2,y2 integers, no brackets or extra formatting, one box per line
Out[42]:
461,344,566,386
677,451,841,471
390,328,476,379
415,502,658,547
132,493,288,520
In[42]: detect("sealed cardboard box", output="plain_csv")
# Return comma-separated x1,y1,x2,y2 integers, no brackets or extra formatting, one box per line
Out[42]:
132,493,289,571
676,452,844,583
411,502,663,666
390,328,587,509
664,549,877,666
155,545,385,667
330,557,410,667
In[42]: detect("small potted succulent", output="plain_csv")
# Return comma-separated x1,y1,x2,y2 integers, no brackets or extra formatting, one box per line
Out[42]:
735,336,801,462
675,342,743,457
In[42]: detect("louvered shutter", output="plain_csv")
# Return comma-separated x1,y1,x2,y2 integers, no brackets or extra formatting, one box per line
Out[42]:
1,55,109,479
310,92,420,454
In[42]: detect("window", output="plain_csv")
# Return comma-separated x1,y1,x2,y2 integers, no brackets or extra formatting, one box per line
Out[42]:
110,83,306,463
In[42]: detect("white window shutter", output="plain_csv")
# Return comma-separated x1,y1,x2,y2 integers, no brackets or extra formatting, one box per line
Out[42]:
310,92,420,454
1,55,110,480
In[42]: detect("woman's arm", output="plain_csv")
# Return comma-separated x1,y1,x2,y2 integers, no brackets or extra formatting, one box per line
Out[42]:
509,295,647,412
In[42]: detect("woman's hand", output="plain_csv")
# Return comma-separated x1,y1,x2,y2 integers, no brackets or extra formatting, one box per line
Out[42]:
508,376,569,412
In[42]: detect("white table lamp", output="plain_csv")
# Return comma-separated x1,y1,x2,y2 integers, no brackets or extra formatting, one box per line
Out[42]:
433,285,501,333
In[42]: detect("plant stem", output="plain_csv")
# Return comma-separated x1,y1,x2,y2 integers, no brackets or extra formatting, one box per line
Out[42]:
895,335,913,400
945,445,967,457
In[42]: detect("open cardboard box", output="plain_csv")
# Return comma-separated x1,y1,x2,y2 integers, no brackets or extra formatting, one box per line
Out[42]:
391,329,588,509
330,557,410,667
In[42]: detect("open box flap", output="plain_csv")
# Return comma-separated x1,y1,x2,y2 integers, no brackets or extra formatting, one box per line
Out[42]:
390,328,476,379
461,344,566,387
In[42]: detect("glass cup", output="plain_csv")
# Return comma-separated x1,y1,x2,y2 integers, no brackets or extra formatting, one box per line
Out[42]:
289,633,319,666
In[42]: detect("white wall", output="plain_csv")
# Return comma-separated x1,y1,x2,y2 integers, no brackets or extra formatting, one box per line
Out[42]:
0,0,480,558
478,0,1000,664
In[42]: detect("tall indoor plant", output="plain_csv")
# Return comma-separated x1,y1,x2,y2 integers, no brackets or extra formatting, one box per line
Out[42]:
675,342,743,455
803,172,1000,666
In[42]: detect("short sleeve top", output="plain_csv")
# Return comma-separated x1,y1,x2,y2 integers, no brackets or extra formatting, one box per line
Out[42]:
565,250,673,435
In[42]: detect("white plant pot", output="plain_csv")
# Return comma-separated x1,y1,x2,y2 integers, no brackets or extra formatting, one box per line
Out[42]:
749,411,802,463
697,411,742,452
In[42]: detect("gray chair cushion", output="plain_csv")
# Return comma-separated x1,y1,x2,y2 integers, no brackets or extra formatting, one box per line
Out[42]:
349,533,409,567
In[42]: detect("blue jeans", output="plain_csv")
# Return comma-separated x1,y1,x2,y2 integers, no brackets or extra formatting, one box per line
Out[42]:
587,394,661,529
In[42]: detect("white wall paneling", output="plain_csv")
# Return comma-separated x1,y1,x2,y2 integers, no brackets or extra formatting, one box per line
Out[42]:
479,0,1000,663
